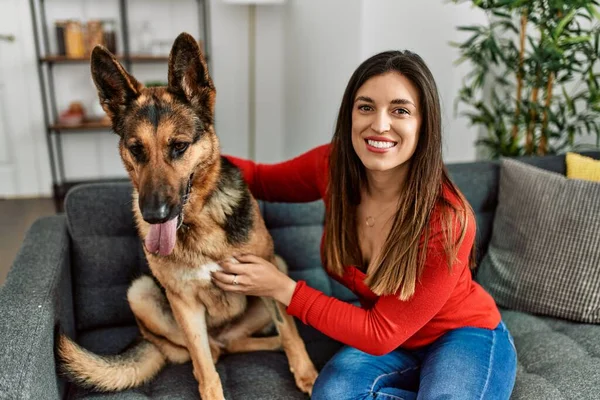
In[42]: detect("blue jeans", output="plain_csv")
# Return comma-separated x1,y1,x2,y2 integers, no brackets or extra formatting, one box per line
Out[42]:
312,321,517,400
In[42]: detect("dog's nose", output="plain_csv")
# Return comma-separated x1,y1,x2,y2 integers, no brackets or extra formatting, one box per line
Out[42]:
142,204,171,224
140,194,178,224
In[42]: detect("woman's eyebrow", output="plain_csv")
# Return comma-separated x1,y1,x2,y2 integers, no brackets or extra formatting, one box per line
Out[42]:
355,96,415,107
355,96,374,103
391,98,416,107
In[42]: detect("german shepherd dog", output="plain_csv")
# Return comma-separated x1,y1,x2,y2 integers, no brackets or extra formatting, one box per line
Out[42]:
57,33,318,399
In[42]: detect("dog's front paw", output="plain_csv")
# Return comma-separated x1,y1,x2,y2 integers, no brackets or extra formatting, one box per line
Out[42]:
198,377,225,400
290,363,318,395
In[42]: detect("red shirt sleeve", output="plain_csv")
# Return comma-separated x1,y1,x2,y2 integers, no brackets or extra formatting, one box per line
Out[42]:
286,210,476,356
223,144,329,203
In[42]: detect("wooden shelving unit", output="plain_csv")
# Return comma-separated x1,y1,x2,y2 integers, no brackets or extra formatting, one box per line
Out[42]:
29,0,211,211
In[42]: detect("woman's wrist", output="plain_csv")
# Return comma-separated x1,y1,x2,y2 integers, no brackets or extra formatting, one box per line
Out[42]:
274,276,297,307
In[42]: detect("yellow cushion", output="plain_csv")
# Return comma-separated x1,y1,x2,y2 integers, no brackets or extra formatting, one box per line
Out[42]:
566,152,600,182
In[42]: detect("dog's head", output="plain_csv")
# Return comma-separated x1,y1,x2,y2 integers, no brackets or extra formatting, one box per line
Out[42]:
91,32,217,255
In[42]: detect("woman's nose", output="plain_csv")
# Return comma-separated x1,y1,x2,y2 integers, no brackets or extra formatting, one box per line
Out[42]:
371,112,391,134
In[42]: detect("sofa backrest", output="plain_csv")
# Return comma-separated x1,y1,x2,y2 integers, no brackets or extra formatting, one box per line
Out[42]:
66,183,147,331
65,151,600,331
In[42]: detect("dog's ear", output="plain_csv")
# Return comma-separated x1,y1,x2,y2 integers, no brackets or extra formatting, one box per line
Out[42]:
90,45,142,121
168,33,213,104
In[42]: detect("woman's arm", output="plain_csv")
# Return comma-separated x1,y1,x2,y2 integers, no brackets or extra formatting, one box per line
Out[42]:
286,214,475,356
224,144,329,203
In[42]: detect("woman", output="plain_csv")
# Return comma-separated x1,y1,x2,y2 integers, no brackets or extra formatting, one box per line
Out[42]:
212,50,517,399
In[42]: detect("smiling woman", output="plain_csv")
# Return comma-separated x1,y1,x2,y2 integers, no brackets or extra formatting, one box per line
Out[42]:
222,50,517,399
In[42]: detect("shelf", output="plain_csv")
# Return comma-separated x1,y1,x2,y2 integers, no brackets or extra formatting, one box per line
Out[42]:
40,54,170,64
50,120,112,132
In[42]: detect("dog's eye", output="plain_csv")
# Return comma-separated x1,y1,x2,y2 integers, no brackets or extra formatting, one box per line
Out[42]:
172,142,190,154
129,144,144,158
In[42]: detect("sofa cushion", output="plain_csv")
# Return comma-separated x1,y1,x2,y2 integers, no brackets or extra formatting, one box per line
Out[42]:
66,323,342,400
500,308,600,399
477,159,600,323
566,151,600,182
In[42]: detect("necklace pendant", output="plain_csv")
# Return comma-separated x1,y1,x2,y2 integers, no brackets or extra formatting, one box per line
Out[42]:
365,216,375,227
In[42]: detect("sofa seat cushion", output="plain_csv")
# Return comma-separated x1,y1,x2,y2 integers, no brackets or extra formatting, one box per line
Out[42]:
501,308,600,399
65,323,342,400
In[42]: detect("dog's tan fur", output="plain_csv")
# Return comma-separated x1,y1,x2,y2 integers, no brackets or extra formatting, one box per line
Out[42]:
57,33,317,399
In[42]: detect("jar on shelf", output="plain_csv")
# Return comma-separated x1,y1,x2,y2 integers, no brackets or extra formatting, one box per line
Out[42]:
65,20,85,58
54,20,67,55
86,20,104,55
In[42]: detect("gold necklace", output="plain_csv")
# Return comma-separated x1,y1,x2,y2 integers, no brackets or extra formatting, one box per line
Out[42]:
364,203,396,227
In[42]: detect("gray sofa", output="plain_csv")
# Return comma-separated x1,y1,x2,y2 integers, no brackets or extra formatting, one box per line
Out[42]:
1,152,600,400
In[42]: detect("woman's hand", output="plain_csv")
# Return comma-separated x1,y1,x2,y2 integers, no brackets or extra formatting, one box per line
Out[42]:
211,254,297,306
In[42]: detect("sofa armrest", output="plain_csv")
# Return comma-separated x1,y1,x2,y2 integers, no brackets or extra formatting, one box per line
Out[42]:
0,215,74,400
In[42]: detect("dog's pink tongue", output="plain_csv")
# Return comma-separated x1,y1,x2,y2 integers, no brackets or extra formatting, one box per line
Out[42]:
144,218,178,256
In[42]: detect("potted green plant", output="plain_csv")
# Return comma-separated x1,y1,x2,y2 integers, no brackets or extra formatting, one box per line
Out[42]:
452,0,600,158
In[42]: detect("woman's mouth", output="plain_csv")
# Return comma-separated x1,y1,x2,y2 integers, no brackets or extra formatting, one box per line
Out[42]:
365,138,398,153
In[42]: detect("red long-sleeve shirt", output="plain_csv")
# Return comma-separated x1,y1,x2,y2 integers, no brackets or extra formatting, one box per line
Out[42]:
225,144,501,355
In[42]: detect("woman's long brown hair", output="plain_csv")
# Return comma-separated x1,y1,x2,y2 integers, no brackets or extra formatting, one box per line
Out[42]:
323,50,475,301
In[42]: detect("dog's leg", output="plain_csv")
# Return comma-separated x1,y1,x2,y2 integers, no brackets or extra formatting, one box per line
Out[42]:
167,293,224,400
128,276,187,346
226,255,317,394
260,255,318,395
223,335,282,353
215,296,274,347
128,275,225,364
136,320,191,364
261,297,318,395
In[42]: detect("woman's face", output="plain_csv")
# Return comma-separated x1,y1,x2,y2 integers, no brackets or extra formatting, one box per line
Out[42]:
351,72,421,174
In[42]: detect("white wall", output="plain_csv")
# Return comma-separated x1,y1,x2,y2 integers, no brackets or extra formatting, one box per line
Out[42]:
281,0,363,159
253,5,284,163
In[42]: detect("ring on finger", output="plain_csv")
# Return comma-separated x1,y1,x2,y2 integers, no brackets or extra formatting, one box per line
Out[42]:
232,274,239,285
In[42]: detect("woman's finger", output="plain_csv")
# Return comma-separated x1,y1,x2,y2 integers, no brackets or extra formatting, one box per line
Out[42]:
234,254,265,264
212,270,240,285
212,275,244,293
218,260,247,275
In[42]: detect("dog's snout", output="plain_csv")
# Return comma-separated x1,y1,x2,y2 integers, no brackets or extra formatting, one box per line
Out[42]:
142,204,170,224
140,195,178,224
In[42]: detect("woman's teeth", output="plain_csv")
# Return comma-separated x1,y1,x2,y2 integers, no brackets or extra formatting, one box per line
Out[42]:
367,140,397,149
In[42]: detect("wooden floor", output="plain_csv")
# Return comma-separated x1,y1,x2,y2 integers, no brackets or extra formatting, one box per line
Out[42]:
0,198,56,285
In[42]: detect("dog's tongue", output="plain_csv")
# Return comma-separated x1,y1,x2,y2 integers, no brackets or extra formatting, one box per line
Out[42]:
144,218,178,256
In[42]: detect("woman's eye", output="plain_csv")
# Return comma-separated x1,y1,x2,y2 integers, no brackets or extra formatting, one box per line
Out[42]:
394,108,409,115
358,105,373,112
